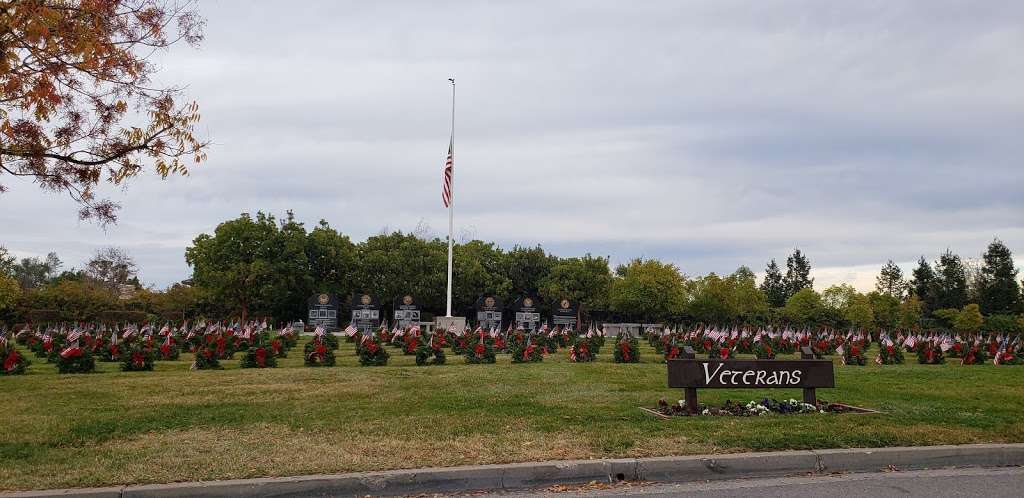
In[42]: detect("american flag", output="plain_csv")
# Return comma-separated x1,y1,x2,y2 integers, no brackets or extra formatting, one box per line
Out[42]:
441,142,454,207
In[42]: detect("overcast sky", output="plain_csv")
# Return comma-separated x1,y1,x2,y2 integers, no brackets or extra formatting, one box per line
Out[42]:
2,0,1022,291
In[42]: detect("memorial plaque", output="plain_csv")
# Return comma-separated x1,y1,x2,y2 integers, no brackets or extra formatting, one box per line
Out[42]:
306,293,339,331
350,293,381,333
512,296,541,330
474,295,503,331
393,294,421,329
551,298,578,329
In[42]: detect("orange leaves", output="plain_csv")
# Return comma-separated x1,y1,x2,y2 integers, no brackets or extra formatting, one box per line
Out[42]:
0,1,208,225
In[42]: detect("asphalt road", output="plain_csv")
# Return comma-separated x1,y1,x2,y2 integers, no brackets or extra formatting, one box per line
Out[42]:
470,466,1024,498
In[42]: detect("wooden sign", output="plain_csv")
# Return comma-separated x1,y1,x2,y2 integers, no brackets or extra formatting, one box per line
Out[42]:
667,347,834,412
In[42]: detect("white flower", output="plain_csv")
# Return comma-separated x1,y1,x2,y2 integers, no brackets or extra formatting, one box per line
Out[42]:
701,408,711,415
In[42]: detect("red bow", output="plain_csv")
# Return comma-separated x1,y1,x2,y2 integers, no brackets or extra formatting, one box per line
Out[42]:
255,347,266,367
132,351,145,369
4,351,19,372
718,347,730,359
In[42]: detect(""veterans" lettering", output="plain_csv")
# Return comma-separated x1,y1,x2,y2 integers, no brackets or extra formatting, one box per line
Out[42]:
701,362,803,386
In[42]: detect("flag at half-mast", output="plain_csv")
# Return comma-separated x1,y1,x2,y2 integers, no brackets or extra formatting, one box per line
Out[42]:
442,141,454,208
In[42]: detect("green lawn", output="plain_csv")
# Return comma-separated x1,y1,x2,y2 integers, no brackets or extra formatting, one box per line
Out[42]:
1,339,1022,491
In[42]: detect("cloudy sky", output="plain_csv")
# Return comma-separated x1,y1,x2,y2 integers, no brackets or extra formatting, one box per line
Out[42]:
2,0,1022,290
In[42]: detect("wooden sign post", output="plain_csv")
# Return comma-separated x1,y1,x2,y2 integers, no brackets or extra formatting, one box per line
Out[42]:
667,346,834,413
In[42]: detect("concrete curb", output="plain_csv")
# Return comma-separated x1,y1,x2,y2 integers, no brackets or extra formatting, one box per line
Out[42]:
4,444,1022,498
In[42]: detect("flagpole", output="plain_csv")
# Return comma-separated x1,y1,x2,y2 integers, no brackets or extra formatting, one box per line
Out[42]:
446,77,456,317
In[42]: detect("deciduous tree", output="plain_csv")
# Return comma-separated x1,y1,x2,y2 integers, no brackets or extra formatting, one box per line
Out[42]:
0,0,207,224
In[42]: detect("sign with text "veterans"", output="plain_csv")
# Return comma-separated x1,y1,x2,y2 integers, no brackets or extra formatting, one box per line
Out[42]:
667,355,834,411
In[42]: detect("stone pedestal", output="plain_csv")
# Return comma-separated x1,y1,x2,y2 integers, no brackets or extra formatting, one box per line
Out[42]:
434,316,466,333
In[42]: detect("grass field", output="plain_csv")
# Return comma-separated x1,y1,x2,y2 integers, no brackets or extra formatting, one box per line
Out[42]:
1,339,1023,491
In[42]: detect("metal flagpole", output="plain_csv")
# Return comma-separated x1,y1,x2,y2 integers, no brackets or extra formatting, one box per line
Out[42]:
446,77,456,317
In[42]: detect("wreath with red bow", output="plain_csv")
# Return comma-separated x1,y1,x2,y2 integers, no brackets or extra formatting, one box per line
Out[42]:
120,345,155,372
613,334,639,363
157,340,180,361
842,344,866,366
240,345,278,368
55,346,96,374
916,345,945,364
510,337,543,363
415,340,447,366
464,335,496,364
191,347,223,370
754,340,776,360
959,345,986,365
357,336,390,366
1,343,30,375
568,336,595,363
876,344,904,365
304,338,336,367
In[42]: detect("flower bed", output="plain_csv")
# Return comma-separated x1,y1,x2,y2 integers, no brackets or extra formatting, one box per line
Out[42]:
649,398,872,417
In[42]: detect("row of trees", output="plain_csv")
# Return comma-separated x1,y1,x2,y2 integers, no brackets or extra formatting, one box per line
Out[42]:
3,211,1022,332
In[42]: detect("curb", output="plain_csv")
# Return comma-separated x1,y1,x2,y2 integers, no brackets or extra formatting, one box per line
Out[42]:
4,444,1022,498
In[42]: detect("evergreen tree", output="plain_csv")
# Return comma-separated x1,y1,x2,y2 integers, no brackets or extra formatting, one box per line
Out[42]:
783,249,813,297
760,259,786,308
910,256,937,312
978,239,1021,315
933,249,968,311
875,260,905,298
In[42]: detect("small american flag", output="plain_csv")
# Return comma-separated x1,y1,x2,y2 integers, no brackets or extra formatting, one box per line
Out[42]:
442,142,454,207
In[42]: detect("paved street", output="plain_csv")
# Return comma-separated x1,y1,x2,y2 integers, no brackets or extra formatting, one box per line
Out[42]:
471,466,1024,498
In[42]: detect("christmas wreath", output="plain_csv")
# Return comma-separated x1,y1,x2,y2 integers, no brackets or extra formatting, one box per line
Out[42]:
841,344,866,366
707,343,733,360
994,348,1020,365
157,338,180,361
55,346,96,374
403,334,420,355
567,336,595,363
415,340,447,366
268,338,287,358
304,338,336,367
959,345,986,365
358,336,390,366
510,338,543,363
754,341,776,360
1,342,30,375
613,334,639,363
120,345,155,372
916,345,945,364
663,341,683,362
876,343,904,365
240,345,277,368
191,347,223,370
464,337,496,364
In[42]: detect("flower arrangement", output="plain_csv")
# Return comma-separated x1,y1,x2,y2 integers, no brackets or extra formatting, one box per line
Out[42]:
567,335,595,363
55,345,95,374
656,398,826,417
240,345,277,368
120,345,155,372
304,337,335,367
191,347,222,370
916,344,945,364
1,339,30,375
613,334,639,363
357,335,390,366
510,337,543,363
